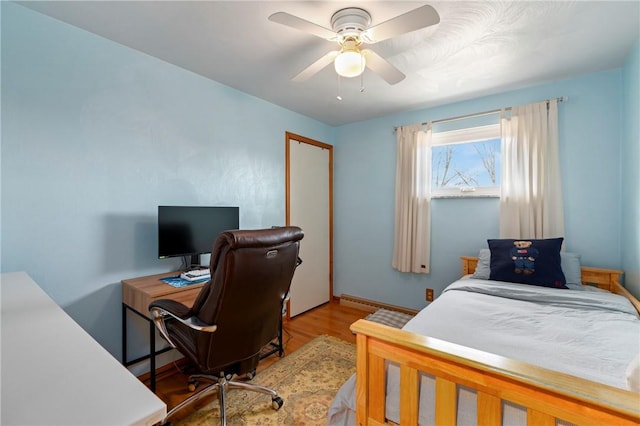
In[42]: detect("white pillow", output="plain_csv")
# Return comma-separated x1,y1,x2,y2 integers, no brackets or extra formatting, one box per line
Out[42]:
626,353,640,392
471,249,491,279
561,252,582,286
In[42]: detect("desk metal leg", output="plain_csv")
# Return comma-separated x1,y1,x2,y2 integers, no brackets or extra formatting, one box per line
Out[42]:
259,316,284,360
277,316,284,357
122,303,171,393
149,319,156,391
122,303,127,366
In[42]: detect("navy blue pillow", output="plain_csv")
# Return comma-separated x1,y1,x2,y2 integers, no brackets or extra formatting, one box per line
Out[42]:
488,238,567,288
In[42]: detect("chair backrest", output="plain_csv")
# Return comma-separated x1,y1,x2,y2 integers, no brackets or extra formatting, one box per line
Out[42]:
187,226,303,375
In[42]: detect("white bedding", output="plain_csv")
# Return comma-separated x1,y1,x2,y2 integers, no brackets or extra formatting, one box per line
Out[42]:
327,278,640,426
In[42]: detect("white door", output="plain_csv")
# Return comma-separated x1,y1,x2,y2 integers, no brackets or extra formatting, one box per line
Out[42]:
286,132,332,317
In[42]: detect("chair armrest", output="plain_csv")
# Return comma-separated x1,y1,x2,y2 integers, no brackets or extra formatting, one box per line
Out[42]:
149,300,217,348
149,299,192,318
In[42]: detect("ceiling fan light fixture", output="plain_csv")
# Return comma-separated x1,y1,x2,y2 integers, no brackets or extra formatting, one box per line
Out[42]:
270,5,440,85
334,49,366,78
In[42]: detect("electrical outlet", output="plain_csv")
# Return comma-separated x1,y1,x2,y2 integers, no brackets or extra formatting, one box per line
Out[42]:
426,288,434,302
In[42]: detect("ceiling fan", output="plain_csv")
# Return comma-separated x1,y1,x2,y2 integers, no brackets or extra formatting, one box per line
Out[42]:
268,5,440,85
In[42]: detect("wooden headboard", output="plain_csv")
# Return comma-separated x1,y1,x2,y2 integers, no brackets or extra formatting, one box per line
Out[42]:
460,255,640,314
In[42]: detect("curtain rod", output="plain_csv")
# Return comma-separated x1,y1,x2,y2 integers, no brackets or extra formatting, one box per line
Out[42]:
394,96,567,131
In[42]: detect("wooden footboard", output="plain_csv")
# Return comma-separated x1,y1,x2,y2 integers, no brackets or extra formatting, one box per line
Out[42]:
350,258,640,425
350,319,640,426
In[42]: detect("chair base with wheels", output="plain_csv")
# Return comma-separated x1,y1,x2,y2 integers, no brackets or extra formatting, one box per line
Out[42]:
161,372,283,426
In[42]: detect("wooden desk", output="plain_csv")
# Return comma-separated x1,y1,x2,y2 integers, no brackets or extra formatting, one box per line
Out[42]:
2,271,166,425
121,271,205,391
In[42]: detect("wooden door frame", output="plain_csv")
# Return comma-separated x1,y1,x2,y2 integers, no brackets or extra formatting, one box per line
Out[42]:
285,131,334,319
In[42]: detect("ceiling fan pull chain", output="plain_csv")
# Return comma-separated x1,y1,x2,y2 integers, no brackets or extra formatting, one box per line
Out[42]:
360,63,365,93
336,75,343,101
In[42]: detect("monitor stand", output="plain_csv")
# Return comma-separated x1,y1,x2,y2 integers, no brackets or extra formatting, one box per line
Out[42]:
184,255,203,270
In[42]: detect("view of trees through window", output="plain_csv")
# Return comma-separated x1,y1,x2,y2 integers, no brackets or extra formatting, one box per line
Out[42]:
430,123,501,196
432,139,500,189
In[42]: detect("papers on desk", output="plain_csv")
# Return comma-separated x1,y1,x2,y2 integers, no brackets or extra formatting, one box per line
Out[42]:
161,275,209,288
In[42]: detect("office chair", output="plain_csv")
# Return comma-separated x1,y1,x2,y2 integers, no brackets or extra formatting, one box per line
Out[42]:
149,226,304,425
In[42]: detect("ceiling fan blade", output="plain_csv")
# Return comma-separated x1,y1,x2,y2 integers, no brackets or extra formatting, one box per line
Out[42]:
362,49,405,85
269,12,337,40
292,51,340,82
362,5,440,43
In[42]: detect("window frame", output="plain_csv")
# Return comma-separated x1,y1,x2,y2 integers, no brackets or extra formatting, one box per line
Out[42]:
430,123,501,198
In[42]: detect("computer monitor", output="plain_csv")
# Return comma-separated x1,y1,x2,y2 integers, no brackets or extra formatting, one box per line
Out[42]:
158,206,239,268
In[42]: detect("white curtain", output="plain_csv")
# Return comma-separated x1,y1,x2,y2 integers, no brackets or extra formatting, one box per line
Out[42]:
500,99,564,239
392,124,432,273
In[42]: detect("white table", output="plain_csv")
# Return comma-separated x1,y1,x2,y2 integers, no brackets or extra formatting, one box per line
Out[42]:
1,272,166,425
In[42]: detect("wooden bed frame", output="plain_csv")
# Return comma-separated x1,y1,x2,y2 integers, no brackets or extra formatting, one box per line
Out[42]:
350,257,640,426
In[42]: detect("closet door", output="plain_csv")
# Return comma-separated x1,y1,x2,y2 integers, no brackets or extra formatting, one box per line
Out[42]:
286,132,332,317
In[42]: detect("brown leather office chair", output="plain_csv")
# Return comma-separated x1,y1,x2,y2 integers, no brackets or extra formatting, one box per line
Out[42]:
149,226,304,425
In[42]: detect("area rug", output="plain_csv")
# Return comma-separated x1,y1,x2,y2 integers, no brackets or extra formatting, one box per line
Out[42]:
178,335,356,426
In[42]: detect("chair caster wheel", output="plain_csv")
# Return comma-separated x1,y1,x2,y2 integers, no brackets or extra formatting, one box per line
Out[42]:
187,380,198,392
246,369,256,380
272,396,284,410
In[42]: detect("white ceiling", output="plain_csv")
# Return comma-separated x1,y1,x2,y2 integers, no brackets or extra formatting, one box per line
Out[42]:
18,1,640,126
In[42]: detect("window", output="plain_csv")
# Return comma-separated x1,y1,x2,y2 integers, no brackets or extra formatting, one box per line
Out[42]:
430,124,501,198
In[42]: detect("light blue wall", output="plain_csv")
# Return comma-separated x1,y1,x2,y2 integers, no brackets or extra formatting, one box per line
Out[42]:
334,70,627,309
1,3,334,361
621,40,640,295
2,2,637,366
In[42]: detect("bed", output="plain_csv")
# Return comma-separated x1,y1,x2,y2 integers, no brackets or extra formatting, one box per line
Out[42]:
327,251,640,426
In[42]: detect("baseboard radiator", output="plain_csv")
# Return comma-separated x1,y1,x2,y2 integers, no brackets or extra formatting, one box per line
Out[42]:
339,294,419,316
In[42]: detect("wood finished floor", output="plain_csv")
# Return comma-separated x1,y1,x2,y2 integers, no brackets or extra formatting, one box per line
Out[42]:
146,301,370,423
